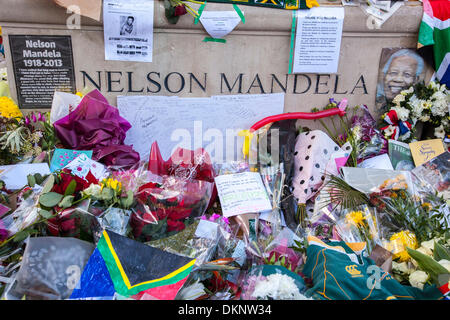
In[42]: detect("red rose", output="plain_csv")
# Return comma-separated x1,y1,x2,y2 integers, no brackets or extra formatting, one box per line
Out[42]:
52,171,74,194
60,217,76,232
166,219,185,232
167,207,192,221
174,5,187,17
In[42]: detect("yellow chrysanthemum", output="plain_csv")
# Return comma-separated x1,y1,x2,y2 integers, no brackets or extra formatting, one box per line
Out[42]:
0,96,22,118
390,231,418,262
346,210,366,227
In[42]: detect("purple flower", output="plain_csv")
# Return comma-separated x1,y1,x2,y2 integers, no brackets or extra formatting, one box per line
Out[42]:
0,228,9,242
31,112,37,123
25,116,30,125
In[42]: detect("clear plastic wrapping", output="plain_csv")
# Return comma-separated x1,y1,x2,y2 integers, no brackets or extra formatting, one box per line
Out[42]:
335,205,381,254
4,237,94,300
129,175,213,242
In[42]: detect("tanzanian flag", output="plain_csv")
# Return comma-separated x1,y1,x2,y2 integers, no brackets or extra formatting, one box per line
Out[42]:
70,230,196,300
418,0,450,87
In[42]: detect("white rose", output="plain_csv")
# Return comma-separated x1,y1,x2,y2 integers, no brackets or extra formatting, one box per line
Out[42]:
419,114,430,122
438,260,450,272
83,183,102,198
434,125,445,139
420,239,436,252
392,261,411,274
409,270,429,290
392,106,410,121
417,246,433,257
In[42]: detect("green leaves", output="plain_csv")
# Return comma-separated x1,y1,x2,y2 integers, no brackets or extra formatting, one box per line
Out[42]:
321,174,369,210
58,195,75,209
27,173,47,188
64,179,77,196
27,174,36,188
120,190,134,209
101,187,114,201
41,175,55,194
38,209,53,219
13,230,29,243
39,192,63,208
433,241,450,261
406,247,448,284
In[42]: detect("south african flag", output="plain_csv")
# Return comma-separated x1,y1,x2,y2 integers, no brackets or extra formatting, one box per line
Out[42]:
418,0,450,87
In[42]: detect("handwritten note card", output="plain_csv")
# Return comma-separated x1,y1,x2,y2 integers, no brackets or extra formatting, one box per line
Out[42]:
117,94,284,163
409,139,445,167
214,172,272,217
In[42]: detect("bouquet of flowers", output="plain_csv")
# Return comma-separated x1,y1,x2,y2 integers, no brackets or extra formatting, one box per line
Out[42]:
335,205,380,254
380,81,449,142
82,176,135,237
312,98,387,167
129,175,213,242
37,168,99,239
0,111,56,165
369,174,449,263
240,265,310,300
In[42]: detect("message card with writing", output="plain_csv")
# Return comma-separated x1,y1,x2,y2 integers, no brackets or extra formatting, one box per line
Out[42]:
409,139,445,167
214,172,272,217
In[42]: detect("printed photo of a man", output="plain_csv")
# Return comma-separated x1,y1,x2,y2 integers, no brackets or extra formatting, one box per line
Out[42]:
375,48,426,119
120,16,135,36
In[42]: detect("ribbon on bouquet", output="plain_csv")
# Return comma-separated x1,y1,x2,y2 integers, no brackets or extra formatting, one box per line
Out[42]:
380,109,412,140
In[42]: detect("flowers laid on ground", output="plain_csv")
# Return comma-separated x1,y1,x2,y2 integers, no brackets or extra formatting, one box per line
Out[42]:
0,84,449,301
380,81,450,142
0,111,56,165
129,176,213,242
336,206,379,254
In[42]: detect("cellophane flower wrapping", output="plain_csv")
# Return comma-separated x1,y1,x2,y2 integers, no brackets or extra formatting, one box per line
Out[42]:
53,89,140,168
0,190,40,241
130,175,213,242
4,237,94,300
240,265,310,300
147,141,217,208
146,215,223,268
335,205,381,254
351,105,388,163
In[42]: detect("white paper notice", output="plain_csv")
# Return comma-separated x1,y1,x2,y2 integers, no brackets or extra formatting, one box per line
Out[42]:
357,153,394,170
0,163,50,190
103,0,154,62
117,93,284,163
214,172,272,217
200,11,242,39
293,7,344,74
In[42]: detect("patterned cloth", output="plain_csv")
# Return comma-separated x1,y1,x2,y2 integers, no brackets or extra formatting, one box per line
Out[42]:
292,130,350,204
